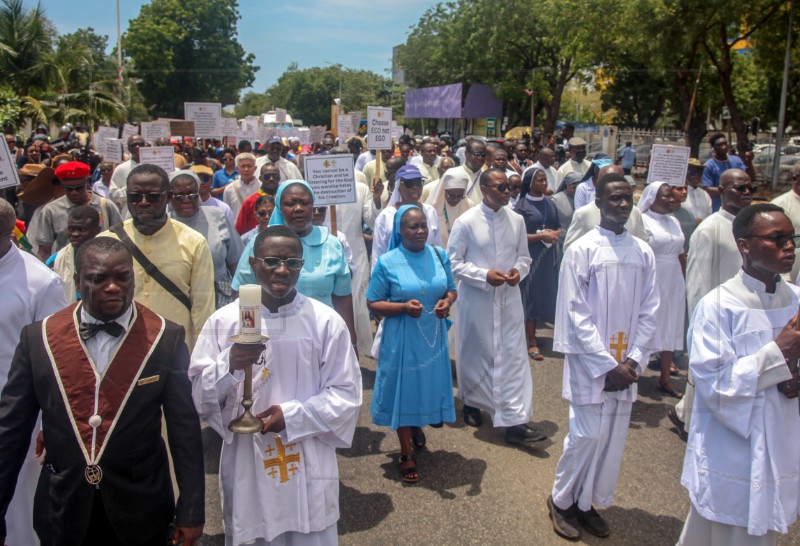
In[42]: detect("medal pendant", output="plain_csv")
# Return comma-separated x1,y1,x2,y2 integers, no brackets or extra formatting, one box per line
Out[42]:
85,464,103,485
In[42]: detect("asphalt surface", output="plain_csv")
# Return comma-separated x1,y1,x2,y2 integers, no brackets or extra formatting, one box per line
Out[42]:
197,325,800,546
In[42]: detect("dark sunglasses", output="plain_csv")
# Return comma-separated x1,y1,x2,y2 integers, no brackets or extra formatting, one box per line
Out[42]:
61,184,86,193
258,257,305,270
223,156,235,161
469,151,487,158
198,176,212,182
256,209,271,218
741,233,800,248
127,191,168,203
485,183,511,192
173,193,199,202
401,178,423,188
728,184,755,194
261,173,281,180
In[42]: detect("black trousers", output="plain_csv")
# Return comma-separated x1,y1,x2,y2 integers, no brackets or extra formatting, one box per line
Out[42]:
78,491,170,546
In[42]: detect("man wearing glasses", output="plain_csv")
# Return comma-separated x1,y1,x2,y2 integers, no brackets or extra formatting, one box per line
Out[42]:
671,169,754,439
255,136,302,181
677,203,800,545
32,161,122,262
234,163,282,235
431,138,487,208
100,164,214,350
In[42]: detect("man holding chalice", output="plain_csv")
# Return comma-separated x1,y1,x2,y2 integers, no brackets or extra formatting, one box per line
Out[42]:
190,224,362,546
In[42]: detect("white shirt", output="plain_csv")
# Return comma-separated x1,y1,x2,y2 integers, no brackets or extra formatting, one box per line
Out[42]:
772,189,800,282
80,305,133,375
573,180,596,210
563,202,648,250
109,159,138,211
685,208,741,313
354,150,374,173
223,177,261,221
254,156,302,182
557,158,591,178
684,185,712,221
553,226,659,404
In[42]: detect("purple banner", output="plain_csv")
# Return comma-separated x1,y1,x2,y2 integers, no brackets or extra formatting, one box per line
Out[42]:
463,83,503,119
404,83,462,119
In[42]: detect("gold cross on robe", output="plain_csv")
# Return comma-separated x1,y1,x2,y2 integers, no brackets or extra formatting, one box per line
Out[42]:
610,332,628,362
263,436,301,483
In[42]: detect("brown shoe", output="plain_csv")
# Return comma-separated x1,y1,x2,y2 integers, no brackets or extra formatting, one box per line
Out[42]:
546,495,581,541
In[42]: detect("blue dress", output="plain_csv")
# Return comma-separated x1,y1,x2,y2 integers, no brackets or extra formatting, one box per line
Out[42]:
366,244,457,429
231,225,351,307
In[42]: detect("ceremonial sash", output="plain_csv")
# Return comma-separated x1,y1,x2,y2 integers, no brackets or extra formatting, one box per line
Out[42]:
42,303,165,470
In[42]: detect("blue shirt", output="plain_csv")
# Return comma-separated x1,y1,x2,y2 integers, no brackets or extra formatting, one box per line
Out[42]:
212,168,238,189
619,146,637,170
702,155,746,211
231,225,351,307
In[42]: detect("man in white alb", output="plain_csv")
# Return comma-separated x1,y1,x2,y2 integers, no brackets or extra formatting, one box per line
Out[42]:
223,153,261,221
447,168,546,445
678,203,800,545
547,173,660,541
770,163,800,281
190,225,362,546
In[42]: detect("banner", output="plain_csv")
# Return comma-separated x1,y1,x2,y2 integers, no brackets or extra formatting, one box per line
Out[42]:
404,83,462,119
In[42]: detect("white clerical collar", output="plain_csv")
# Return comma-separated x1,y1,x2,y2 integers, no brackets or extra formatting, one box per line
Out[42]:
480,202,503,216
525,194,544,202
719,209,736,222
596,224,628,240
262,292,304,318
737,268,782,294
81,304,133,329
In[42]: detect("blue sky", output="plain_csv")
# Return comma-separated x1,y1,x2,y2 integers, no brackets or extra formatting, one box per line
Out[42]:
26,0,439,93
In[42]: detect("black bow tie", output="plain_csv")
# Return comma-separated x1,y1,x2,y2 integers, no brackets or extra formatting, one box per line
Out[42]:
79,321,125,341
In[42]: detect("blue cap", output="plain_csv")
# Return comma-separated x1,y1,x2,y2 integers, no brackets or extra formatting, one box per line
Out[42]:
395,164,423,183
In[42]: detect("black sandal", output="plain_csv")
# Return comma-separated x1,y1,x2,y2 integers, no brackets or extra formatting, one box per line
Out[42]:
399,454,419,484
411,427,426,451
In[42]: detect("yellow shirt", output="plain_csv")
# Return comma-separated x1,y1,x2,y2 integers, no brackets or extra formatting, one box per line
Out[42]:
101,218,215,349
362,159,386,185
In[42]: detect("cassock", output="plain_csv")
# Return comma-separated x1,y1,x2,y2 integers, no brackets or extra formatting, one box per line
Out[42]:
551,226,659,512
321,181,378,355
255,156,303,181
0,302,205,545
563,202,648,250
678,270,800,545
0,245,66,546
684,185,712,223
771,189,800,281
446,203,533,427
190,295,362,546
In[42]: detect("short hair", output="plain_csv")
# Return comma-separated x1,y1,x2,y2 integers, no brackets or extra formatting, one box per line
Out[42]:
253,224,302,256
255,195,275,209
466,139,486,154
98,160,114,171
127,163,169,190
220,147,235,157
732,203,785,240
237,140,252,150
479,167,506,186
259,162,279,174
709,132,726,146
0,198,15,235
596,173,628,198
235,152,256,167
68,205,100,227
76,236,131,273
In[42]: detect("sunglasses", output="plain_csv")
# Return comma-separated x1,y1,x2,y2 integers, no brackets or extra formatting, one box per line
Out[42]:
469,151,487,158
258,257,305,270
100,169,112,173
61,184,86,193
223,156,234,161
173,193,199,202
727,184,755,194
127,191,167,203
445,191,465,201
198,176,212,182
401,178,423,188
313,206,327,214
256,209,271,218
741,233,800,248
484,183,511,192
261,173,281,181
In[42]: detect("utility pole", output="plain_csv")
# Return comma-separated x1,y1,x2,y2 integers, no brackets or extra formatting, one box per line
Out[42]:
772,0,794,191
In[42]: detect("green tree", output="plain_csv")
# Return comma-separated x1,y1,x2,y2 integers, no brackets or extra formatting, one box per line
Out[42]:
234,91,272,119
122,0,258,118
0,0,56,96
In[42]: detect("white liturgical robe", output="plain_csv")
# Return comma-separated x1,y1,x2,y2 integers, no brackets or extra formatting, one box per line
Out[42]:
684,185,712,223
771,189,800,282
447,202,533,427
553,226,660,405
563,202,648,251
680,270,800,541
1,245,66,546
189,295,362,546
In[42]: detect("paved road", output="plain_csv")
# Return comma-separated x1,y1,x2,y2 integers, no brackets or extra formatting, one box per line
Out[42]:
197,326,800,545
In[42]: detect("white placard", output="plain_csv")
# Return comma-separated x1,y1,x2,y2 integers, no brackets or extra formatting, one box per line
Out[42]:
337,115,353,140
139,146,176,173
141,121,170,144
184,102,222,138
350,112,362,131
275,108,287,123
303,154,356,206
101,138,124,163
220,118,238,142
0,137,20,190
647,144,691,186
298,128,311,146
391,121,401,141
309,126,326,143
367,106,393,150
121,123,139,144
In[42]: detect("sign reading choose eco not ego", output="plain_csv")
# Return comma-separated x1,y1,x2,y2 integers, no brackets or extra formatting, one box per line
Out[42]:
367,106,393,150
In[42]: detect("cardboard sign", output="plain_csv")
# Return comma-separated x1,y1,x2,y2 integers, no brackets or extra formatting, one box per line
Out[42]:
303,154,356,206
0,137,20,190
647,144,691,186
139,146,176,173
141,121,170,144
184,102,221,138
169,120,196,137
309,126,327,144
121,123,139,143
367,106,393,150
275,108,287,123
337,114,353,140
298,128,311,146
100,138,123,163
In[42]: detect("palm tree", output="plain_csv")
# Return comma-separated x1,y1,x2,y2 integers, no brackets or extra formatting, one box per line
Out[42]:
0,0,56,97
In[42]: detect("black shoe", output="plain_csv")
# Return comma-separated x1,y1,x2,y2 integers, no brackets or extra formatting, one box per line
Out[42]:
667,406,687,442
505,423,547,444
577,506,610,538
463,405,482,427
546,495,581,541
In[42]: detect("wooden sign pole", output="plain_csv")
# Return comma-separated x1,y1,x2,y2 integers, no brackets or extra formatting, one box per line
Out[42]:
330,205,338,236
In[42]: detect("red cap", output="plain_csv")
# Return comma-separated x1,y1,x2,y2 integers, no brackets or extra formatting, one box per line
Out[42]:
54,161,91,180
